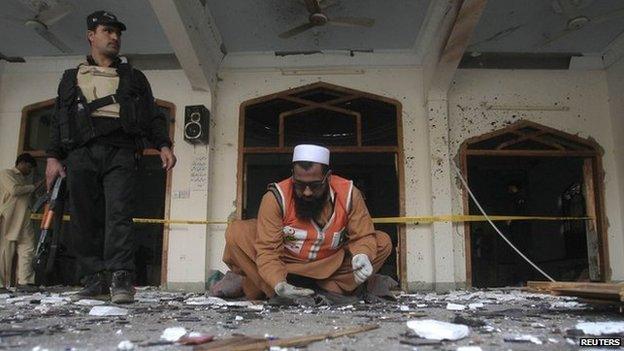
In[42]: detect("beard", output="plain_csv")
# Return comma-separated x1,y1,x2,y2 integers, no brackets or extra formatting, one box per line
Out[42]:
98,42,119,57
293,187,329,221
104,46,119,57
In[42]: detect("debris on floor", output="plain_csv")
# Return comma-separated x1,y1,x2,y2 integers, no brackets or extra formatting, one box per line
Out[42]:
195,324,378,351
573,321,624,335
75,299,106,306
406,319,470,340
177,332,215,345
184,295,261,308
0,285,622,350
456,347,483,351
116,339,134,350
446,302,467,311
503,334,543,344
88,306,129,316
160,326,187,342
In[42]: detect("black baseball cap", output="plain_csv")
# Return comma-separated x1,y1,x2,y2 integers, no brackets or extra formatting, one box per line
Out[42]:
87,10,126,31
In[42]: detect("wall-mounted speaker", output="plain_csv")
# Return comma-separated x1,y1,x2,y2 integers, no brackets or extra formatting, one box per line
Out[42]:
184,105,210,144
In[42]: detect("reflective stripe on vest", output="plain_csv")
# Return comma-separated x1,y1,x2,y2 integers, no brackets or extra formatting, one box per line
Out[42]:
272,175,354,261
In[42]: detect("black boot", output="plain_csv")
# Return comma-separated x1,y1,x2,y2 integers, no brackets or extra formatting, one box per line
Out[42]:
78,272,109,299
111,270,135,304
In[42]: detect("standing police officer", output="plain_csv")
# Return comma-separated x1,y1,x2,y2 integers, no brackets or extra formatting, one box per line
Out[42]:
45,11,176,303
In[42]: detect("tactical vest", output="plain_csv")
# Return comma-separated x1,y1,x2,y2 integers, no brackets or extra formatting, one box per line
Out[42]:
76,63,120,118
268,175,354,261
56,58,139,150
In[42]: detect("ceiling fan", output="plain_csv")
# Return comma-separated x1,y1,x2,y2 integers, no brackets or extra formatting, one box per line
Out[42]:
7,0,75,53
279,0,375,39
537,0,624,47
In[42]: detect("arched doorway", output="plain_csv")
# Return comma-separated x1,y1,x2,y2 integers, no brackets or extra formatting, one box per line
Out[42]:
237,82,406,283
460,120,608,287
19,99,175,286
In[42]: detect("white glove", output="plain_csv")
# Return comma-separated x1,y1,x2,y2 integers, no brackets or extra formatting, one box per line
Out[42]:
274,281,314,299
351,253,373,284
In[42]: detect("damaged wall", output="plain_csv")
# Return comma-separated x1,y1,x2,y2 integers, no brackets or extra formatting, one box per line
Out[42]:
446,69,624,282
2,56,622,291
0,57,212,290
209,65,435,290
606,57,624,271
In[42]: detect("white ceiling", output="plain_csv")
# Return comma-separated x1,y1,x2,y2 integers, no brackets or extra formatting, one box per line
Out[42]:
208,0,624,55
469,0,624,54
0,0,172,57
206,0,431,52
1,0,623,59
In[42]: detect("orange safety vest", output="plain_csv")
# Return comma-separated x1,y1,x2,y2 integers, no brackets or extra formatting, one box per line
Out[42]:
269,175,354,261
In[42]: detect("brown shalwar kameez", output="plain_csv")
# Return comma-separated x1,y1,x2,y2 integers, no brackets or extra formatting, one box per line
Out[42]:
223,186,392,299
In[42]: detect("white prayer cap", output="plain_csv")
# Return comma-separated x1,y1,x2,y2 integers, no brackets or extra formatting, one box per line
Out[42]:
292,144,330,165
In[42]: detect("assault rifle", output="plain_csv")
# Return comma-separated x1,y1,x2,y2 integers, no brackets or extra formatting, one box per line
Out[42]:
33,176,66,280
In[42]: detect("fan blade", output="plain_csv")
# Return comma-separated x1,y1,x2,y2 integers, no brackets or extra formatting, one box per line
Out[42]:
327,17,375,27
0,52,26,63
303,0,322,14
536,28,576,48
589,7,624,24
37,1,74,26
279,22,316,38
33,25,72,53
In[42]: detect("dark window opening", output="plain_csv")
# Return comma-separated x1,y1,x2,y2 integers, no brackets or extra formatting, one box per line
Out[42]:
468,156,589,287
244,99,303,147
293,88,346,102
337,98,398,146
506,139,557,150
284,110,357,146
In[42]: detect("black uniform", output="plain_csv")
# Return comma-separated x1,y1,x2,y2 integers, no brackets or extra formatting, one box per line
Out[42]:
46,56,171,279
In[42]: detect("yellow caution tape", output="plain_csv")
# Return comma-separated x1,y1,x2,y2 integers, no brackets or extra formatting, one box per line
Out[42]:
132,218,229,225
31,213,590,225
372,215,591,224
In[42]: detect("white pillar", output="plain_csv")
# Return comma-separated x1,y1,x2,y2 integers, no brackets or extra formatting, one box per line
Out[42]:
427,91,461,291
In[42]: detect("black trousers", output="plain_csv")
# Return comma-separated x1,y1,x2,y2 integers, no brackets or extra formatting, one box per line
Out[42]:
66,143,137,278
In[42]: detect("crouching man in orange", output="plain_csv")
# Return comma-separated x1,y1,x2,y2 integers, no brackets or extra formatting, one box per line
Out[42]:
221,144,392,300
